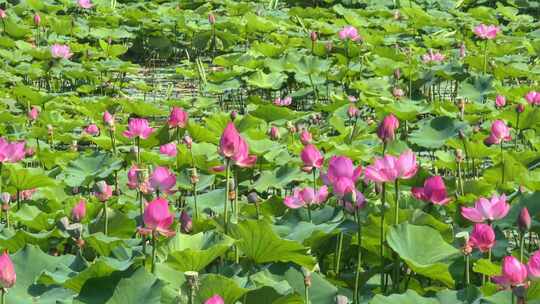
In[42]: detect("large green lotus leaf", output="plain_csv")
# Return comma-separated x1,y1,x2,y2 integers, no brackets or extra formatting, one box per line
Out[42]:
245,71,286,89
106,267,164,304
0,228,67,252
11,204,56,231
7,245,77,303
387,224,460,287
409,116,468,149
6,165,56,191
251,104,300,122
245,13,277,33
457,76,494,103
162,231,234,272
231,220,316,268
472,258,500,276
89,208,137,238
436,287,482,304
62,152,122,187
253,164,309,192
196,274,249,304
371,290,439,304
85,233,130,256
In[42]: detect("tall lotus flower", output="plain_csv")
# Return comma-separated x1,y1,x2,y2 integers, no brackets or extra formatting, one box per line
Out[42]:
219,123,240,158
300,144,323,172
51,44,73,59
84,124,100,136
411,176,450,205
518,207,531,232
123,118,154,139
473,24,500,40
72,199,86,222
484,119,511,145
78,0,93,9
28,106,39,121
468,223,496,253
495,95,506,108
377,114,399,143
283,186,328,209
525,91,540,105
422,49,445,63
461,194,510,223
396,150,418,179
168,107,188,128
138,198,175,237
149,166,176,195
33,13,41,26
0,252,16,289
300,130,312,145
528,250,540,280
338,26,361,41
159,143,177,157
95,181,113,202
204,295,224,304
493,256,528,288
0,138,26,163
103,111,115,127
321,156,362,197
364,155,399,184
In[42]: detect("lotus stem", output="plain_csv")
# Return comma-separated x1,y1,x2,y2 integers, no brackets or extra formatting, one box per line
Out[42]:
380,182,386,291
500,142,504,185
104,201,108,236
224,160,230,234
483,40,488,75
1,288,5,304
393,179,400,291
233,167,239,224
520,232,525,263
335,232,343,277
354,210,362,304
151,234,157,274
465,254,470,287
16,190,20,211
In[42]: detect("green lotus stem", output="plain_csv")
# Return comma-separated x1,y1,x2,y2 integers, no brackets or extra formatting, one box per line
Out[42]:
151,234,157,274
1,288,5,304
457,161,464,196
465,254,470,287
354,211,362,304
515,112,520,151
304,283,310,304
308,75,319,103
393,179,400,291
500,142,504,185
380,182,386,291
103,201,108,236
520,233,525,262
109,128,116,154
234,167,239,224
16,189,20,211
335,232,343,277
224,160,230,234
483,40,488,75
309,169,317,223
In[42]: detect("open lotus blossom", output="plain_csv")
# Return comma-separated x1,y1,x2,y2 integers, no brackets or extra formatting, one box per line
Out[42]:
149,166,176,195
377,114,399,143
412,176,451,205
321,156,362,197
95,181,113,202
0,252,16,289
123,118,154,139
168,107,188,128
51,44,73,59
422,49,445,63
204,295,224,304
468,223,495,252
283,186,329,209
84,124,100,136
159,142,177,157
525,91,540,105
78,0,93,9
300,130,312,145
273,96,292,106
461,194,510,223
28,106,39,121
395,150,418,179
72,199,86,222
338,25,361,41
492,256,528,288
495,95,506,108
218,122,257,167
518,207,531,232
364,155,398,183
300,144,323,172
473,24,500,40
103,111,115,127
484,119,511,146
138,198,175,237
0,138,26,163
528,250,540,280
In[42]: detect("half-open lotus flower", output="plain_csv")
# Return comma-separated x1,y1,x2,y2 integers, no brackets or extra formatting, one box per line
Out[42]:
338,25,361,41
84,124,100,136
473,24,500,40
525,91,540,105
51,44,73,59
321,156,362,197
139,198,175,237
364,155,399,184
95,181,113,202
204,295,224,304
528,250,540,280
0,252,16,289
0,138,26,163
484,120,511,146
219,123,257,167
492,256,528,288
283,186,328,209
168,107,188,128
300,144,324,172
461,194,509,223
468,223,495,253
149,166,176,195
123,118,154,139
411,176,451,205
159,142,177,157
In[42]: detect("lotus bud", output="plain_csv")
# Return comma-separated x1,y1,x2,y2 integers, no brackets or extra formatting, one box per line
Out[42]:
70,140,78,152
336,295,349,304
455,149,464,163
47,124,54,136
190,168,199,185
208,13,216,25
302,267,312,287
394,68,401,80
392,87,404,99
1,193,10,204
0,9,6,19
34,13,41,26
269,126,280,140
0,252,16,289
310,31,318,42
347,105,359,119
230,110,238,121
247,192,259,204
518,207,531,232
180,211,193,234
516,103,525,113
75,238,85,248
183,135,193,149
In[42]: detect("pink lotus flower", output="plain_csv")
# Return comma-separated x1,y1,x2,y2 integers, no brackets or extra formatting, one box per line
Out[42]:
231,137,257,168
300,130,312,145
300,144,323,172
473,24,500,40
411,176,450,205
183,135,193,149
422,49,445,63
0,9,6,19
321,156,362,197
338,25,361,41
204,295,224,304
484,119,511,146
28,106,39,121
149,166,176,195
468,223,495,253
123,118,154,139
392,87,404,99
180,211,192,233
347,105,359,118
377,114,399,143
72,199,86,222
528,250,540,280
127,165,142,190
269,126,280,140
84,124,100,136
208,13,216,25
364,155,399,183
461,194,509,223
138,198,175,237
348,95,357,102
19,189,37,201
95,181,113,202
218,123,257,168
77,0,93,9
342,189,366,213
493,256,528,288
34,13,41,26
159,143,177,157
168,107,188,128
518,207,531,232
396,150,418,179
51,44,73,59
0,252,16,289
525,91,540,105
0,138,26,163
495,95,506,108
283,186,329,209
273,96,292,106
103,111,115,127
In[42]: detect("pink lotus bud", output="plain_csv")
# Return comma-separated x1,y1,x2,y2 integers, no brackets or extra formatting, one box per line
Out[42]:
95,181,113,202
484,119,511,146
123,118,154,139
204,295,224,304
159,142,177,157
149,166,176,195
0,252,16,289
493,256,527,287
34,13,41,26
525,91,540,105
300,130,312,145
0,9,6,19
168,107,188,128
473,24,500,40
0,193,10,204
71,199,86,222
518,207,531,232
230,110,238,121
208,13,216,25
495,95,506,108
78,0,93,9
138,198,175,237
469,223,495,252
392,87,404,99
300,144,323,172
516,104,525,113
180,211,192,234
325,42,333,52
310,31,318,42
183,135,193,149
461,194,509,223
269,126,280,140
28,106,39,121
377,114,399,143
347,105,359,119
103,111,114,127
84,124,100,136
